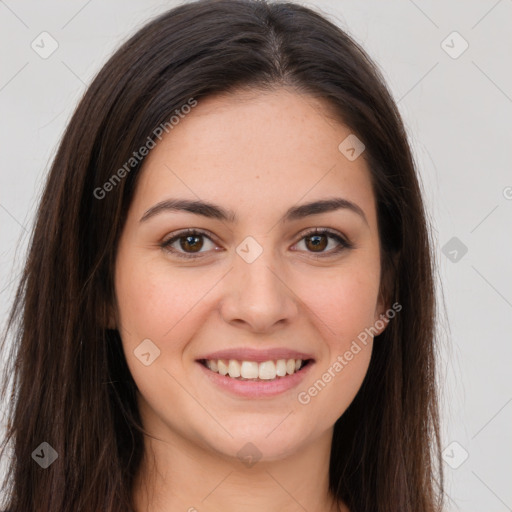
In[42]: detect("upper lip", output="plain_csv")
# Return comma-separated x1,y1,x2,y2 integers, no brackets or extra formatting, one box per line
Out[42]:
197,348,315,363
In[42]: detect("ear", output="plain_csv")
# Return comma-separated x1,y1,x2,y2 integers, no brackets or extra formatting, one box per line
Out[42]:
372,290,391,337
372,251,399,336
107,308,117,330
104,298,118,330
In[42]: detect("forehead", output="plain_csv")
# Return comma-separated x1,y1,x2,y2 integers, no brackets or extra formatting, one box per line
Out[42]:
131,87,377,228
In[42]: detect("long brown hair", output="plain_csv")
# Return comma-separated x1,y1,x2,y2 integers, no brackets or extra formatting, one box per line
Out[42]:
0,1,444,510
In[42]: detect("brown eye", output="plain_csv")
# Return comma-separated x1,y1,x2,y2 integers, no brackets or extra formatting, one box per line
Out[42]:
294,228,352,257
161,227,352,260
161,229,218,259
179,234,204,253
304,233,328,252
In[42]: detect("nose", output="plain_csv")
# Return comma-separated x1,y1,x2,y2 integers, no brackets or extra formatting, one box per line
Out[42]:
219,246,299,333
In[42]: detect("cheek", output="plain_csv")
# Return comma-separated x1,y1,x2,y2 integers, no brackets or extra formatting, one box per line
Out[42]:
299,340,372,431
300,259,381,344
114,255,210,426
294,259,379,420
115,254,207,344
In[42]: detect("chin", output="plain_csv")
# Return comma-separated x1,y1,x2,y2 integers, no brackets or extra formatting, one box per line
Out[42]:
204,424,310,464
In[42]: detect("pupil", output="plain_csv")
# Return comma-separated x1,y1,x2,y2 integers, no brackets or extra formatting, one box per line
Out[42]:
182,235,203,252
308,234,326,251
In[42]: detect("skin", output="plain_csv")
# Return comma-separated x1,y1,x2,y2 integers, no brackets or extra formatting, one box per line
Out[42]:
112,87,390,512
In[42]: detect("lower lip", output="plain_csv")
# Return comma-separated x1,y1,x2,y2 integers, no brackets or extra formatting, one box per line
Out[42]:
196,360,315,398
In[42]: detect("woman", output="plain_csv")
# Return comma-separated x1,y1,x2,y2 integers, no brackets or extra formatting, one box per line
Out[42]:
0,0,444,510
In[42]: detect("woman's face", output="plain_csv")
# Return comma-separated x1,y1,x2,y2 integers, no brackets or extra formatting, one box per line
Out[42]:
114,87,388,463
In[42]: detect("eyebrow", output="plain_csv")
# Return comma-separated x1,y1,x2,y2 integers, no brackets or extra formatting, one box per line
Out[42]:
139,197,368,225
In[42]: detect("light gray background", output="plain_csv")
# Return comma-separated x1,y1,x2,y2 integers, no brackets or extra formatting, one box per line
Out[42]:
1,1,511,510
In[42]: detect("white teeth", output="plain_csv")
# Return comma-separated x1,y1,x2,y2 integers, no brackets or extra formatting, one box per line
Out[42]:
228,359,241,378
259,361,276,380
276,359,287,377
218,359,229,376
203,358,307,380
241,361,259,379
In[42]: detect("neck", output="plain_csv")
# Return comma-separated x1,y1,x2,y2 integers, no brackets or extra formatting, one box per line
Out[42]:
131,401,345,512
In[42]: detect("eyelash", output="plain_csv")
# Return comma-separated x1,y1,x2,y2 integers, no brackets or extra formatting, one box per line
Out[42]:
160,227,353,260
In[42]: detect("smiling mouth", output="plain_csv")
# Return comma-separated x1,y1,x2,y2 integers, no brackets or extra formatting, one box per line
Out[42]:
198,358,314,381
